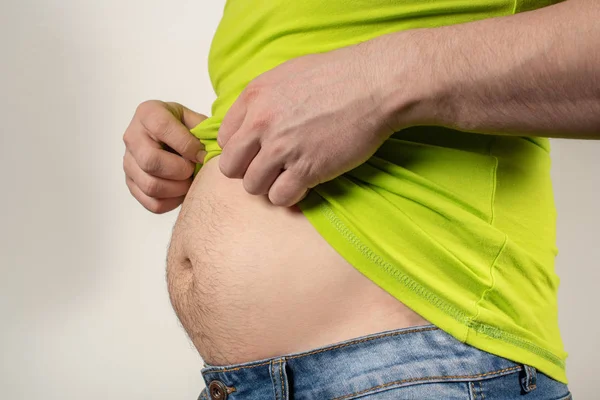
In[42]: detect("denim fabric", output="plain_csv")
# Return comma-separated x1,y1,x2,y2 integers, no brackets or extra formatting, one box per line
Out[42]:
198,325,571,400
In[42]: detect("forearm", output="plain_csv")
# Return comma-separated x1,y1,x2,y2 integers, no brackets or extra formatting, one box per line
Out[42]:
372,0,600,139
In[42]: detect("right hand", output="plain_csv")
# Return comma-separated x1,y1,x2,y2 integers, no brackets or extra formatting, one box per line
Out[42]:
123,100,207,213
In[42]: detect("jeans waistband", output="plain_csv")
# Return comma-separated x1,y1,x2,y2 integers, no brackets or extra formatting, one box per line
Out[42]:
199,324,533,399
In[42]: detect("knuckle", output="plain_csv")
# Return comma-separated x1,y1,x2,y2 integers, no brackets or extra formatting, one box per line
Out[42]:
267,141,291,159
125,177,135,193
147,113,172,137
269,191,288,207
292,158,317,182
123,153,137,177
123,124,141,148
140,177,162,197
136,99,163,116
242,84,262,103
145,200,165,214
138,150,161,174
250,111,274,131
243,178,261,195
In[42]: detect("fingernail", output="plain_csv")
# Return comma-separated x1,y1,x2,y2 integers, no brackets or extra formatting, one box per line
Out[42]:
196,151,205,163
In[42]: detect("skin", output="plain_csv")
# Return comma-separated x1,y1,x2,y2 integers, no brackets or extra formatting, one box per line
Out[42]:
165,163,430,365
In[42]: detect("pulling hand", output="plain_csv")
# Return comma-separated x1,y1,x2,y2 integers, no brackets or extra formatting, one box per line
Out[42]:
217,42,397,207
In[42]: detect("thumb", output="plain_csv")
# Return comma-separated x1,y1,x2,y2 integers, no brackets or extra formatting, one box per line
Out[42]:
177,104,208,130
164,102,208,163
164,101,208,130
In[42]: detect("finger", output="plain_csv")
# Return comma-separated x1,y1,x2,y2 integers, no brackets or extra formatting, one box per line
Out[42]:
138,102,205,163
124,151,192,198
217,92,248,148
165,101,209,163
242,149,284,195
165,102,208,130
196,149,207,164
163,142,207,163
127,132,196,180
297,189,310,203
125,177,186,214
218,129,261,179
268,169,310,207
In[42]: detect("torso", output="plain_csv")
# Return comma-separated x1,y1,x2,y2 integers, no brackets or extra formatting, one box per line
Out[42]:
167,156,429,366
163,0,565,378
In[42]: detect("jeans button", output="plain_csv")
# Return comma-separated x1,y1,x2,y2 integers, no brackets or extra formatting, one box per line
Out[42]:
208,380,228,400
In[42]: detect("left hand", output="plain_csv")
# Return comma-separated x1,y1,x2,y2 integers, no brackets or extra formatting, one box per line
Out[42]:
217,41,397,207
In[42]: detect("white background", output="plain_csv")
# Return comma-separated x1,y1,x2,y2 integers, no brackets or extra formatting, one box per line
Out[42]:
0,0,598,398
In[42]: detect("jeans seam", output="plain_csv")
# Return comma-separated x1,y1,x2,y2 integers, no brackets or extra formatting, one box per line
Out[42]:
331,366,521,400
470,382,478,400
271,360,279,400
279,358,285,399
479,380,485,400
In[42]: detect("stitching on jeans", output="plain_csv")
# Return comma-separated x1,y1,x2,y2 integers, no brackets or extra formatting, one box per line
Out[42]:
525,365,536,391
479,380,485,400
279,358,285,399
226,386,236,394
469,382,477,400
331,366,522,400
271,360,279,400
203,326,439,373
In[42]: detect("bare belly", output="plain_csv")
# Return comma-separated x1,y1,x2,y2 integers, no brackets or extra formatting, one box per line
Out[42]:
166,155,429,366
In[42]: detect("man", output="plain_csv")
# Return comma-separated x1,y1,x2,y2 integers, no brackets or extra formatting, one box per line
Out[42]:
123,0,597,398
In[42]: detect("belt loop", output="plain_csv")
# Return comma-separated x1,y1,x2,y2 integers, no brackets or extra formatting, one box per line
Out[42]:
269,357,289,400
520,365,538,393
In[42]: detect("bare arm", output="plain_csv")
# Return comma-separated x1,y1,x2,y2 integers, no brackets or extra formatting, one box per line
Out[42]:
370,0,600,139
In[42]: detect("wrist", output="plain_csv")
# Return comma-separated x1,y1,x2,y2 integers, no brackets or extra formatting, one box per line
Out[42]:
363,29,454,135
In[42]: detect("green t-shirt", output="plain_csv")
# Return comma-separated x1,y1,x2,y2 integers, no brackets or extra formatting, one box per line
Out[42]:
191,0,568,383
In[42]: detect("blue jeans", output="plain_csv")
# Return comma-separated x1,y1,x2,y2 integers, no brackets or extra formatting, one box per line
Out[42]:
198,325,571,399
